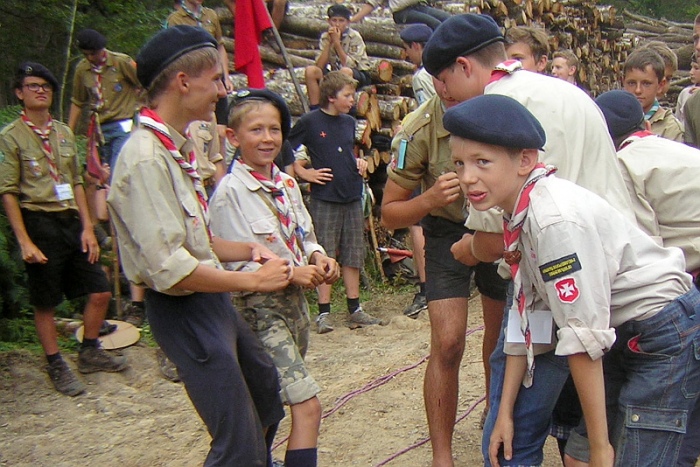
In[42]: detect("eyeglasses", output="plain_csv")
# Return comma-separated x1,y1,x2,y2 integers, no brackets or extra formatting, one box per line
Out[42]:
23,83,53,92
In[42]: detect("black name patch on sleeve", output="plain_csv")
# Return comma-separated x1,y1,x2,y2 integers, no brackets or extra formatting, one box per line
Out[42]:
539,253,581,282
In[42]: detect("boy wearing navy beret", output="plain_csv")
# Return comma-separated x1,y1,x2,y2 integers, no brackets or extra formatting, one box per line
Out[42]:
446,94,700,467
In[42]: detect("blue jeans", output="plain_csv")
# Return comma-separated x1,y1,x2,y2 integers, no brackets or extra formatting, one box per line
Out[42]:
100,119,131,173
392,3,451,30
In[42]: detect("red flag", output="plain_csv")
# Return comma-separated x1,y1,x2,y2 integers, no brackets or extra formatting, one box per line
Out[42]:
233,0,272,88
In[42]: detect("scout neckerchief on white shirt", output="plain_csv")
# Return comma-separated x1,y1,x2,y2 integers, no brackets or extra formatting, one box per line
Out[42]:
138,108,211,235
180,0,203,26
619,129,655,150
488,59,523,84
503,163,557,388
239,160,305,266
644,100,660,121
21,111,60,183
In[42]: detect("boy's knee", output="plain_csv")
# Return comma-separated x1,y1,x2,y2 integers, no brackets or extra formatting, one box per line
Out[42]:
88,291,112,307
432,334,466,367
339,67,353,77
292,396,322,422
305,66,322,80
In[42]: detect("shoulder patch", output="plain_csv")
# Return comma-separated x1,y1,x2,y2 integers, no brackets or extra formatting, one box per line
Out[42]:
539,253,581,283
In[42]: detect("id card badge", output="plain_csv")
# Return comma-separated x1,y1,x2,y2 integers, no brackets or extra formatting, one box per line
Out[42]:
397,139,408,169
505,308,553,344
55,183,75,201
119,119,133,133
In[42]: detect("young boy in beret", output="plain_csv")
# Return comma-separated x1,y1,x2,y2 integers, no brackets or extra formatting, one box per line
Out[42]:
445,93,700,467
0,62,128,396
400,23,436,104
107,26,288,466
209,88,341,467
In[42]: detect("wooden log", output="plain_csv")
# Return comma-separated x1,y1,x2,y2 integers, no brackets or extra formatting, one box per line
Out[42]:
378,99,401,121
370,60,393,83
374,83,402,96
365,95,382,131
356,90,371,117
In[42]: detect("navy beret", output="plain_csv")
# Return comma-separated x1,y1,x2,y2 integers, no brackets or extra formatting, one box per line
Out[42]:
16,61,59,92
594,90,645,141
443,94,546,149
327,4,351,20
136,25,217,90
423,14,504,77
229,88,292,141
400,24,433,44
76,29,107,51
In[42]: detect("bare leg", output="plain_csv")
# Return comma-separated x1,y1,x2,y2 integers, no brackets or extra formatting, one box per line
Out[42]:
305,66,323,107
269,0,287,29
34,307,59,355
82,291,111,340
287,396,322,450
342,265,360,300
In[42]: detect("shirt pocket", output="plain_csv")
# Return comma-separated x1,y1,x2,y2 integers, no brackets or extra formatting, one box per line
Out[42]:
22,151,45,179
249,216,278,248
181,198,208,251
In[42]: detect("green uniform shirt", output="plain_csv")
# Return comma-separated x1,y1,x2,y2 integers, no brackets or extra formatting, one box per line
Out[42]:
0,117,82,212
166,7,223,42
70,50,140,124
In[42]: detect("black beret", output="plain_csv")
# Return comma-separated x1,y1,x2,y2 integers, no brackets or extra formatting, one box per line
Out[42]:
594,90,645,141
423,14,504,77
16,62,59,92
400,24,433,44
136,25,217,90
327,4,351,20
76,29,107,51
443,94,546,149
229,88,292,141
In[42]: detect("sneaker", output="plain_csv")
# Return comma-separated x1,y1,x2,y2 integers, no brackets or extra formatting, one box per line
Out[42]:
77,346,128,374
156,348,180,382
349,308,381,326
123,304,146,328
403,293,427,319
46,359,85,396
316,313,334,334
98,320,117,336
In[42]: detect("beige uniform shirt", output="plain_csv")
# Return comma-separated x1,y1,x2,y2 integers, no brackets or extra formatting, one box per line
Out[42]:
71,50,140,124
387,95,466,224
617,133,700,271
684,91,700,148
649,106,684,143
107,125,220,295
166,6,222,42
0,117,81,212
187,120,222,182
318,28,371,72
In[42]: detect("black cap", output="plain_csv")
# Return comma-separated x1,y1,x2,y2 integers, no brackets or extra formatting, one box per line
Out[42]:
327,4,351,20
76,29,107,51
136,25,217,90
594,90,645,141
15,61,59,92
443,94,546,149
229,88,292,140
423,14,504,77
400,24,433,44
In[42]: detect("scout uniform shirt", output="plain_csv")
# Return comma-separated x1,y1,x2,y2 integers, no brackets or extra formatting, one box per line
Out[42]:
187,120,222,182
166,6,223,43
412,67,435,105
388,94,466,224
683,91,700,147
318,28,371,72
648,106,684,143
71,50,140,124
107,125,220,296
0,117,81,212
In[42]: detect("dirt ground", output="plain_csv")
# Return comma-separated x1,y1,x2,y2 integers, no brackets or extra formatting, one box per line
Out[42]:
0,290,562,467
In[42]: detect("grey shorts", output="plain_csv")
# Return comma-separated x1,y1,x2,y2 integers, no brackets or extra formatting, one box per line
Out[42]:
236,287,321,405
309,198,365,269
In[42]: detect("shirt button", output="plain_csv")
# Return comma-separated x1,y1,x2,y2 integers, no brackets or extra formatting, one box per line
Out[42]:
631,414,640,422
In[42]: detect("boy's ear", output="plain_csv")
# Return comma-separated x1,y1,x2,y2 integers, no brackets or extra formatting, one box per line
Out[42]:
226,127,239,147
175,71,189,93
455,56,472,77
518,148,539,175
535,56,548,73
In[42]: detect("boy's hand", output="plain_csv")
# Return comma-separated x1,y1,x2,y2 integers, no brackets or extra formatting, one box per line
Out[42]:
328,26,341,43
251,243,279,263
19,240,48,264
489,414,515,467
81,228,101,264
451,233,479,266
424,171,461,208
253,258,291,292
299,167,333,185
356,158,368,177
311,253,340,284
291,265,325,289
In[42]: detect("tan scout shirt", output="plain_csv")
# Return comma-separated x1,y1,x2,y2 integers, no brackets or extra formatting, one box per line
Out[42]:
107,125,220,296
617,133,700,271
684,91,700,148
649,106,684,143
0,117,81,212
166,7,222,42
187,120,222,181
387,95,466,224
318,28,371,71
71,50,140,124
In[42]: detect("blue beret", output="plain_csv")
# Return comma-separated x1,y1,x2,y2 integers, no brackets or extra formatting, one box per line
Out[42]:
76,29,107,51
229,89,292,141
137,25,217,90
327,4,351,19
16,61,59,92
423,14,504,77
594,90,645,141
400,24,433,44
443,94,546,149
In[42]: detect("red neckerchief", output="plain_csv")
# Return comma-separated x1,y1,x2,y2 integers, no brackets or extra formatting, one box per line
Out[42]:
488,60,523,85
21,111,60,183
619,130,655,150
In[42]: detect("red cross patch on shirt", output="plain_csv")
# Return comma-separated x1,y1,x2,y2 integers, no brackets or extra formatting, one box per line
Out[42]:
554,278,579,303
320,131,327,138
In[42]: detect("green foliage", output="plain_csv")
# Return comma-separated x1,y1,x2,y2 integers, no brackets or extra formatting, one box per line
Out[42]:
609,0,699,22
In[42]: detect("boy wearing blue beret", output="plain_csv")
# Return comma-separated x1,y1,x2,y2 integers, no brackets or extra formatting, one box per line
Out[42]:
445,94,700,467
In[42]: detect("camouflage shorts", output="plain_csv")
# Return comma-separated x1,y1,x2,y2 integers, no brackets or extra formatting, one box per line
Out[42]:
235,287,321,405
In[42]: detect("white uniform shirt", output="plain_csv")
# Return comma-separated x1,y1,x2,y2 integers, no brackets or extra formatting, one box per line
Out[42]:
412,67,435,105
510,176,691,360
617,133,700,271
208,160,325,273
467,68,635,234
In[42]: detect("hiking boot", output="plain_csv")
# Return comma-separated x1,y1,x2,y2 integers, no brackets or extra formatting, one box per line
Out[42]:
349,308,381,326
77,346,128,374
123,304,146,328
403,293,427,319
316,313,334,334
156,348,180,382
46,359,85,396
98,320,117,336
